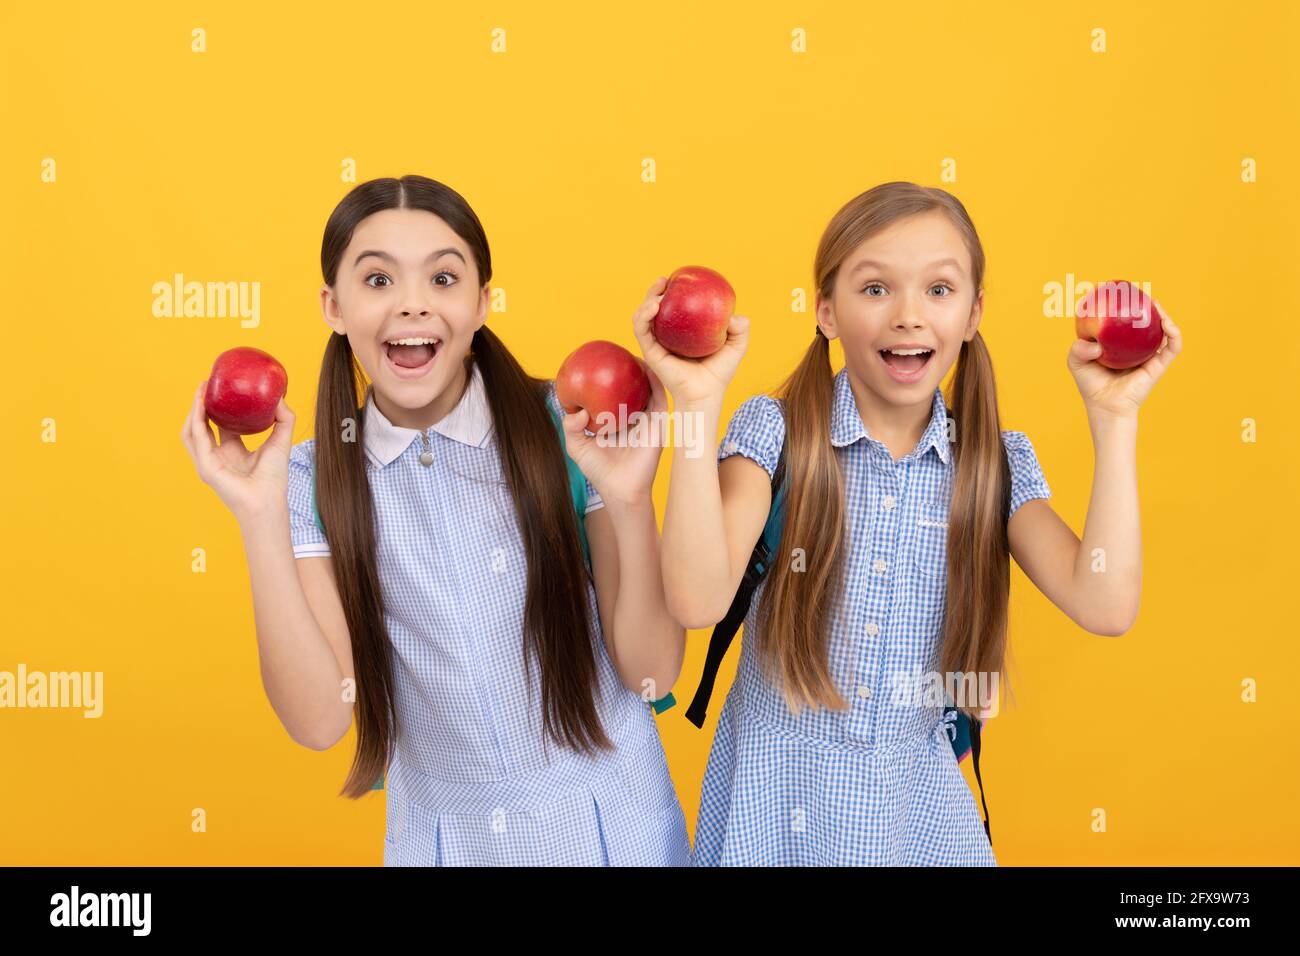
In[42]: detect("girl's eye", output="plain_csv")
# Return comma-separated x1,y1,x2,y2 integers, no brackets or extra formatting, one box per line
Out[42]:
365,269,461,288
863,283,886,297
930,283,954,297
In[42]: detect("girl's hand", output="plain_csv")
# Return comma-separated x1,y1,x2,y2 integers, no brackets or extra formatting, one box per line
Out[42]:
180,380,296,524
560,362,668,509
1067,300,1182,422
631,276,750,409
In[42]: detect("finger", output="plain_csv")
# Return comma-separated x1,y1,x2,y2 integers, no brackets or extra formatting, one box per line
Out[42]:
561,406,594,450
188,382,220,476
647,276,668,298
217,426,249,452
632,295,670,361
722,314,750,352
1067,337,1103,370
263,398,297,456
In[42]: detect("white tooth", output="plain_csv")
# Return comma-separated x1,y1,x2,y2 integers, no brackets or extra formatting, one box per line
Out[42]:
887,348,931,356
387,337,439,346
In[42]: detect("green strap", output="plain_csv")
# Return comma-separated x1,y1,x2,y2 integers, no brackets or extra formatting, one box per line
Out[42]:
546,403,591,567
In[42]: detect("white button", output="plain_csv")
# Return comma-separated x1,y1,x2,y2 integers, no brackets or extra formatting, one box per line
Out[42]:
872,558,887,573
865,623,880,636
882,495,896,510
857,685,872,699
419,451,434,467
724,440,738,454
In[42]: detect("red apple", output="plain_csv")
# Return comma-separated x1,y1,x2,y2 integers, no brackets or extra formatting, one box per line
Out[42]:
1075,280,1165,370
205,347,288,434
653,265,735,358
556,341,651,433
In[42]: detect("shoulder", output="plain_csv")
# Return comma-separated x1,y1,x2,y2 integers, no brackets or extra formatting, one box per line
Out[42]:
289,438,317,471
718,393,786,481
999,429,1052,517
1000,429,1043,464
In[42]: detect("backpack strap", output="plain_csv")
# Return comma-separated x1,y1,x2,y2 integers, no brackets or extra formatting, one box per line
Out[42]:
684,446,787,728
546,402,591,568
969,714,990,844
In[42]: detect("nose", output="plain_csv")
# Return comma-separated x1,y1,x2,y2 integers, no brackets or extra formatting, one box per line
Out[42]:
890,289,929,329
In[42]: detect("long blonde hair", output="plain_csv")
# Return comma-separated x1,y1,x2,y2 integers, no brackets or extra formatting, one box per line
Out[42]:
756,181,1012,721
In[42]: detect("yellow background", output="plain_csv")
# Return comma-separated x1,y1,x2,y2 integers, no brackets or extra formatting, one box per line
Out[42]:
3,0,1296,865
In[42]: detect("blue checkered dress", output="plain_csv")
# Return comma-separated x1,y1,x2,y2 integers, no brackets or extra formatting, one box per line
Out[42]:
287,366,692,866
694,366,1052,865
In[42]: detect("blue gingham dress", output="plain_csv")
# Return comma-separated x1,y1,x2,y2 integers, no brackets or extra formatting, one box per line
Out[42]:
286,365,692,866
694,366,1051,866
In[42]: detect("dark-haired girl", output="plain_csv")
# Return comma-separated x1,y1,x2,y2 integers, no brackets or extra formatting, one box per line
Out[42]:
181,175,692,866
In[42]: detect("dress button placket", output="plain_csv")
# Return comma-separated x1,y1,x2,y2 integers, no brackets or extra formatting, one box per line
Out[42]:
419,432,434,467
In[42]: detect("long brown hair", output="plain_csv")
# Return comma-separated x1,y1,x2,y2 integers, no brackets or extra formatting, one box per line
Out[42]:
315,175,609,798
756,181,1011,722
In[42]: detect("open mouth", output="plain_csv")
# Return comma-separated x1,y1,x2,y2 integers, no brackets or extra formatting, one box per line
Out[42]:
384,336,442,377
877,346,934,382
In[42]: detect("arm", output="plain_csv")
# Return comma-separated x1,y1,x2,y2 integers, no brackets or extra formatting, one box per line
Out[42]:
181,382,355,750
586,500,684,701
624,277,763,630
661,405,771,629
1011,303,1182,637
241,511,357,749
558,347,685,700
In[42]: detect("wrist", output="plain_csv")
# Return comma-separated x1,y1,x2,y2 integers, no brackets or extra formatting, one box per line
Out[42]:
599,493,656,517
238,501,291,534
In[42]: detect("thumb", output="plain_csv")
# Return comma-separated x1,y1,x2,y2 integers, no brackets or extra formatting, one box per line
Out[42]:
263,398,297,456
561,406,594,455
1068,337,1103,369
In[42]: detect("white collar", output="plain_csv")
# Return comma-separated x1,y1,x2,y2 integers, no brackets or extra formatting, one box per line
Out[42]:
362,361,493,466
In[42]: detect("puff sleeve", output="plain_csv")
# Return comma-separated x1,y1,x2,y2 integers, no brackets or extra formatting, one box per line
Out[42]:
287,440,332,558
1002,430,1052,521
717,395,786,481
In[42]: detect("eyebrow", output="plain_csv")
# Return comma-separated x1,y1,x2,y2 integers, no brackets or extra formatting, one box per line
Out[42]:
352,247,467,269
849,257,963,276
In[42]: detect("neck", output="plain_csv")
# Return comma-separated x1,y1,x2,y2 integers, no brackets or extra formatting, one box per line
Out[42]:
845,370,934,462
371,356,472,432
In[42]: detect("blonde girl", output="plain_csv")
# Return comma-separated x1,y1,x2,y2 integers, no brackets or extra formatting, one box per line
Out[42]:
638,181,1181,865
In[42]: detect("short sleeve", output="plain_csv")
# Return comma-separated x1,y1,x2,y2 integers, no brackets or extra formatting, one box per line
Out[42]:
544,380,604,516
287,441,332,559
1002,430,1051,521
717,395,786,481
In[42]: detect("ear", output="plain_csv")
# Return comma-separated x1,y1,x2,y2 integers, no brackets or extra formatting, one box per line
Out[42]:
475,284,490,333
815,293,839,341
964,289,983,342
320,285,346,335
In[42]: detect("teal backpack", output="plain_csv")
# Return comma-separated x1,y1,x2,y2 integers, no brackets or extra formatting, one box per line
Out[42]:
683,438,994,845
310,399,675,792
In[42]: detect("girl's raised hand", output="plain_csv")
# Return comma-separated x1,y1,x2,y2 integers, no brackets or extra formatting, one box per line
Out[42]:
631,276,749,409
1068,300,1182,421
561,362,668,509
179,380,296,524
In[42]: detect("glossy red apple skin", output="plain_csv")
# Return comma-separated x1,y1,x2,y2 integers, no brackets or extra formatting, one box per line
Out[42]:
205,347,289,434
653,266,735,358
555,341,651,432
1075,280,1165,370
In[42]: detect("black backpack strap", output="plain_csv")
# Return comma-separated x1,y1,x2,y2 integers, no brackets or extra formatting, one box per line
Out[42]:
970,714,991,845
685,447,786,729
